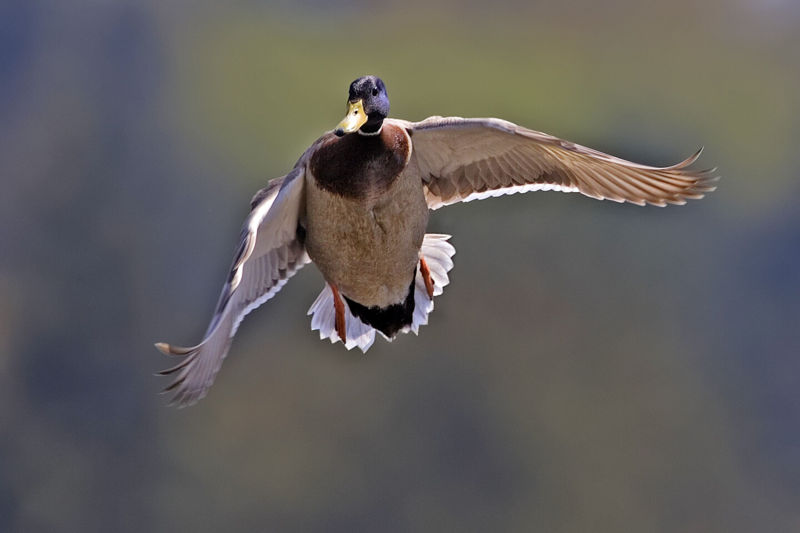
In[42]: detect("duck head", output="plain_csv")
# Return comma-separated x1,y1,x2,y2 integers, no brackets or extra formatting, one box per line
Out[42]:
335,76,389,136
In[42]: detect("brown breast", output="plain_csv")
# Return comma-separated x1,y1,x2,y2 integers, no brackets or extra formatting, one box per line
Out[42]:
309,123,410,200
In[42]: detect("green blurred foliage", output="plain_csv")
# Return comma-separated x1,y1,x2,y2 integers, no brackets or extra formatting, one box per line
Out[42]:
2,1,799,532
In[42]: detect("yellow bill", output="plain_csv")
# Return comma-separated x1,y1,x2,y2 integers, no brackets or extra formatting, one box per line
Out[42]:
334,99,367,136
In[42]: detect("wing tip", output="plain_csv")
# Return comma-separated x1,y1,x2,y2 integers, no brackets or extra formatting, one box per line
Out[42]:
154,341,170,354
666,149,720,205
669,146,704,169
154,341,196,356
155,341,206,407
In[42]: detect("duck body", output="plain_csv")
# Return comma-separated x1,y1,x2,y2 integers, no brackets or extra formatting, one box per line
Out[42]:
157,75,718,407
305,123,428,333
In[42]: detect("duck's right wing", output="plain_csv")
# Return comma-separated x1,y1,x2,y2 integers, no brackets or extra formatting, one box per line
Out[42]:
156,166,310,407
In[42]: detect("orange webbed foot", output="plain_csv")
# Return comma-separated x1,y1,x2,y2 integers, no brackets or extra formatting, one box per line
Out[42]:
419,256,435,299
330,284,347,343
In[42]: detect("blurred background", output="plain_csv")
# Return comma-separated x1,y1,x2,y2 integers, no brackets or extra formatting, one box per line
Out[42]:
2,0,799,531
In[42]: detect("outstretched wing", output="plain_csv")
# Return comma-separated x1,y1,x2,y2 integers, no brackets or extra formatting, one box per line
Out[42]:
399,117,718,209
156,166,310,407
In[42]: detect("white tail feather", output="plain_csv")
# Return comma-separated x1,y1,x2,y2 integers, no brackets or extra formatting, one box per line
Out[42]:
307,234,456,351
308,285,377,351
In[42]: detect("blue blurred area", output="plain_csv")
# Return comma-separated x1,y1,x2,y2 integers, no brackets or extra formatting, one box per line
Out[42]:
1,1,799,531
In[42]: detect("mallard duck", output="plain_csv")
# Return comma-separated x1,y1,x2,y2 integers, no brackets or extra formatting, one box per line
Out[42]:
157,75,718,406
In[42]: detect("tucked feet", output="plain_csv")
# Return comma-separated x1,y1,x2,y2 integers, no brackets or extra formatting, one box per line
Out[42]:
419,256,435,299
330,284,347,343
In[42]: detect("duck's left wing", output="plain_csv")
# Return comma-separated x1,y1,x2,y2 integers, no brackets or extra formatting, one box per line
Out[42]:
399,117,718,209
156,166,310,407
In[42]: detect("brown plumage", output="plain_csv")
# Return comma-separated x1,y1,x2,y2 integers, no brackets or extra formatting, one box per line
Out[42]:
156,75,718,407
309,124,410,199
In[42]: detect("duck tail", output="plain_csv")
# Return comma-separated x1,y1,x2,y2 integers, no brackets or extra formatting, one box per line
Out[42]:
306,234,456,352
307,284,377,352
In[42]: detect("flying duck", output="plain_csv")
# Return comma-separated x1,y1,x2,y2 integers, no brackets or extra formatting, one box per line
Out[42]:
157,75,718,406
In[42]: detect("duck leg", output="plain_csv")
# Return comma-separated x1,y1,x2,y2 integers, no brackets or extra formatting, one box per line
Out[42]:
330,284,347,343
419,256,435,299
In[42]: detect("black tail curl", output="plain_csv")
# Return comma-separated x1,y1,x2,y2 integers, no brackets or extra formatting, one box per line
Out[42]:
343,270,416,338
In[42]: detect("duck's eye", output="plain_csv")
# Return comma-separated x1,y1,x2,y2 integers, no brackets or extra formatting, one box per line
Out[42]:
372,88,379,96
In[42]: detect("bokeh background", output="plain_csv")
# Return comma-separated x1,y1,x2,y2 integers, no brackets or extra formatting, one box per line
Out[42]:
2,1,799,531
